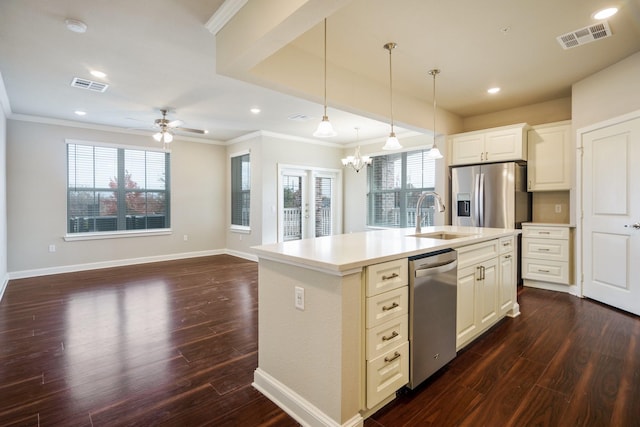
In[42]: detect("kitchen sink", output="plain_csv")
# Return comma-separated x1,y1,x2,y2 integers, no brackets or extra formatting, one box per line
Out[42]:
409,231,479,240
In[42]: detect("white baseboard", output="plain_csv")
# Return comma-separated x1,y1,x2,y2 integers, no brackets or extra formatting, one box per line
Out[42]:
226,249,258,262
524,279,573,294
0,273,8,302
253,368,363,427
7,249,240,280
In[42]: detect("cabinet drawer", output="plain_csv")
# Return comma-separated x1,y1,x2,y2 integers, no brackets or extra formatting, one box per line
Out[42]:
499,236,515,254
457,239,499,269
522,258,569,284
366,258,408,296
523,238,569,261
523,226,569,240
366,314,408,360
366,341,409,409
366,287,408,328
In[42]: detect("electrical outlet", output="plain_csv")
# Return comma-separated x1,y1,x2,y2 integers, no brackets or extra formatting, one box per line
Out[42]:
183,235,188,241
555,204,562,213
48,244,56,253
294,286,305,310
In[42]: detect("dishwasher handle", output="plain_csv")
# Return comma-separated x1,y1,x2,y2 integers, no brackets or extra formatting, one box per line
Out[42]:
414,258,458,278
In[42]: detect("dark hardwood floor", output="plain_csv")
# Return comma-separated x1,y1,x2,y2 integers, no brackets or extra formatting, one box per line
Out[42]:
1,255,638,426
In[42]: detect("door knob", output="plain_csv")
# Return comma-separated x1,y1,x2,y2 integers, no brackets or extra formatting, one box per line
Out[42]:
624,223,640,229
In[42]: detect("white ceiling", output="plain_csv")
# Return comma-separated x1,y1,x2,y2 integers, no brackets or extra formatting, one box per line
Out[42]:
0,0,638,146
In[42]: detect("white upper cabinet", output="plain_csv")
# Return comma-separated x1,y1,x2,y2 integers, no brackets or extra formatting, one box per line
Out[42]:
449,123,529,166
527,121,572,191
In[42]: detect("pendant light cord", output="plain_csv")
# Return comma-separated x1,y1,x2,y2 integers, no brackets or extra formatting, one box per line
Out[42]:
388,44,395,133
322,18,328,117
429,69,440,149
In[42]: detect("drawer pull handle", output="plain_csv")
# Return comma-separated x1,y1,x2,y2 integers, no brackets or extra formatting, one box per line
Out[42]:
504,254,511,259
538,248,550,251
503,242,511,246
538,269,550,273
382,272,399,281
382,302,399,311
382,331,399,341
538,231,550,235
384,352,401,363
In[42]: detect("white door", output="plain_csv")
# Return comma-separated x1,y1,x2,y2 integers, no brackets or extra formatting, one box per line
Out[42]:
582,116,640,316
278,167,342,242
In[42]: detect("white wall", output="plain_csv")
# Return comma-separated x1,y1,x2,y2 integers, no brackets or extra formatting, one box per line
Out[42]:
0,99,7,296
572,52,640,130
7,119,226,275
226,132,344,256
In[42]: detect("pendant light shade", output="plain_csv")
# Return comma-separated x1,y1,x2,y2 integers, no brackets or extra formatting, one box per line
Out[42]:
382,42,402,150
313,19,336,138
426,68,443,160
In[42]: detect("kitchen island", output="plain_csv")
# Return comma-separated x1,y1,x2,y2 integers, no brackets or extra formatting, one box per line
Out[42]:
252,226,520,427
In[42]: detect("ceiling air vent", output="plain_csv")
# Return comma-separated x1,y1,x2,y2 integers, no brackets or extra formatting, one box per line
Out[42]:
287,113,312,122
70,77,109,92
556,21,612,50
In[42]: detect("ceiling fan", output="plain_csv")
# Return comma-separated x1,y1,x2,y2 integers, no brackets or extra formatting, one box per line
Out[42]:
152,109,208,144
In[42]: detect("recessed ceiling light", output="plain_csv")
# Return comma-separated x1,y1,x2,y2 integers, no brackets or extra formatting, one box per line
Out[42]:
90,70,106,79
250,107,261,114
487,87,501,94
74,110,87,116
65,18,87,33
593,7,618,20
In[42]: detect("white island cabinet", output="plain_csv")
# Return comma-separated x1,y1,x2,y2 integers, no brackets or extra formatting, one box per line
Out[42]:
252,226,520,427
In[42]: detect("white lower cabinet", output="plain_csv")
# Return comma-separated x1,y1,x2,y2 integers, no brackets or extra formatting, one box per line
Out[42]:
366,341,409,409
522,223,574,289
456,238,517,350
364,258,409,409
498,237,516,316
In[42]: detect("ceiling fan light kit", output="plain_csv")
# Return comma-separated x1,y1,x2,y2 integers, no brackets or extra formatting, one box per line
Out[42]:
151,109,207,146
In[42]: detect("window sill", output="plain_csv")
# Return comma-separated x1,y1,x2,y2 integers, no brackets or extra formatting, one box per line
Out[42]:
64,229,172,242
230,225,251,234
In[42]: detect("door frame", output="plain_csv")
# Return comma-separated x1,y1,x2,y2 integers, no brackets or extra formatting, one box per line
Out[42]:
575,108,640,298
277,164,343,242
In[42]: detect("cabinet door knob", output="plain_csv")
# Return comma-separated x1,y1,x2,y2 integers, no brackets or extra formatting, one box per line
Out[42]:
624,223,640,229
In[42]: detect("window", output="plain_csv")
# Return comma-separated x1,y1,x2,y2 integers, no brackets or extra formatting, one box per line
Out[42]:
231,151,250,229
367,149,436,228
67,142,170,234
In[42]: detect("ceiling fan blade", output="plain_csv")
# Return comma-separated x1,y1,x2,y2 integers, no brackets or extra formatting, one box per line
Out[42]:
177,127,208,134
167,119,183,128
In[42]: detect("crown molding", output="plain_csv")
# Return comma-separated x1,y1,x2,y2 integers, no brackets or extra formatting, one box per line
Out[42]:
226,129,345,148
205,0,248,35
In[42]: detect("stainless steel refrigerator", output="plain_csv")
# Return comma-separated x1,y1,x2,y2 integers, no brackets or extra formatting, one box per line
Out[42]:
451,162,530,229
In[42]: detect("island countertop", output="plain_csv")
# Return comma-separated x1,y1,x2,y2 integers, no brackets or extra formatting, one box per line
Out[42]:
252,225,520,275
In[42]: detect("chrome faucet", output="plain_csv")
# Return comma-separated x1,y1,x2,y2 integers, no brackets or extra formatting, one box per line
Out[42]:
415,191,445,234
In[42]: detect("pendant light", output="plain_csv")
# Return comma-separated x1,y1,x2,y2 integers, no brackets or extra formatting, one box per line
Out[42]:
313,19,337,138
341,127,372,173
426,69,443,159
382,42,401,150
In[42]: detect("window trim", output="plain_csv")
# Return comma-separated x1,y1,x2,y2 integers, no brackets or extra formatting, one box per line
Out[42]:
65,139,171,240
230,149,251,233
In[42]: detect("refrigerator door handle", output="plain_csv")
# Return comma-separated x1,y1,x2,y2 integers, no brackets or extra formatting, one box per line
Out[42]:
473,173,481,226
479,173,485,227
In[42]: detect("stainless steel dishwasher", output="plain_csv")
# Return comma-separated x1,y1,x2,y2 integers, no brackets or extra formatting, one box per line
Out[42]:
408,248,458,389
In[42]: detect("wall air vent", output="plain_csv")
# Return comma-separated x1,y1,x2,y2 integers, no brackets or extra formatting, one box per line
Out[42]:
70,77,109,92
556,21,612,49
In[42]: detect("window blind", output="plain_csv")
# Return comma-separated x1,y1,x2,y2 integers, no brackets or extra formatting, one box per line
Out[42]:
367,149,436,228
